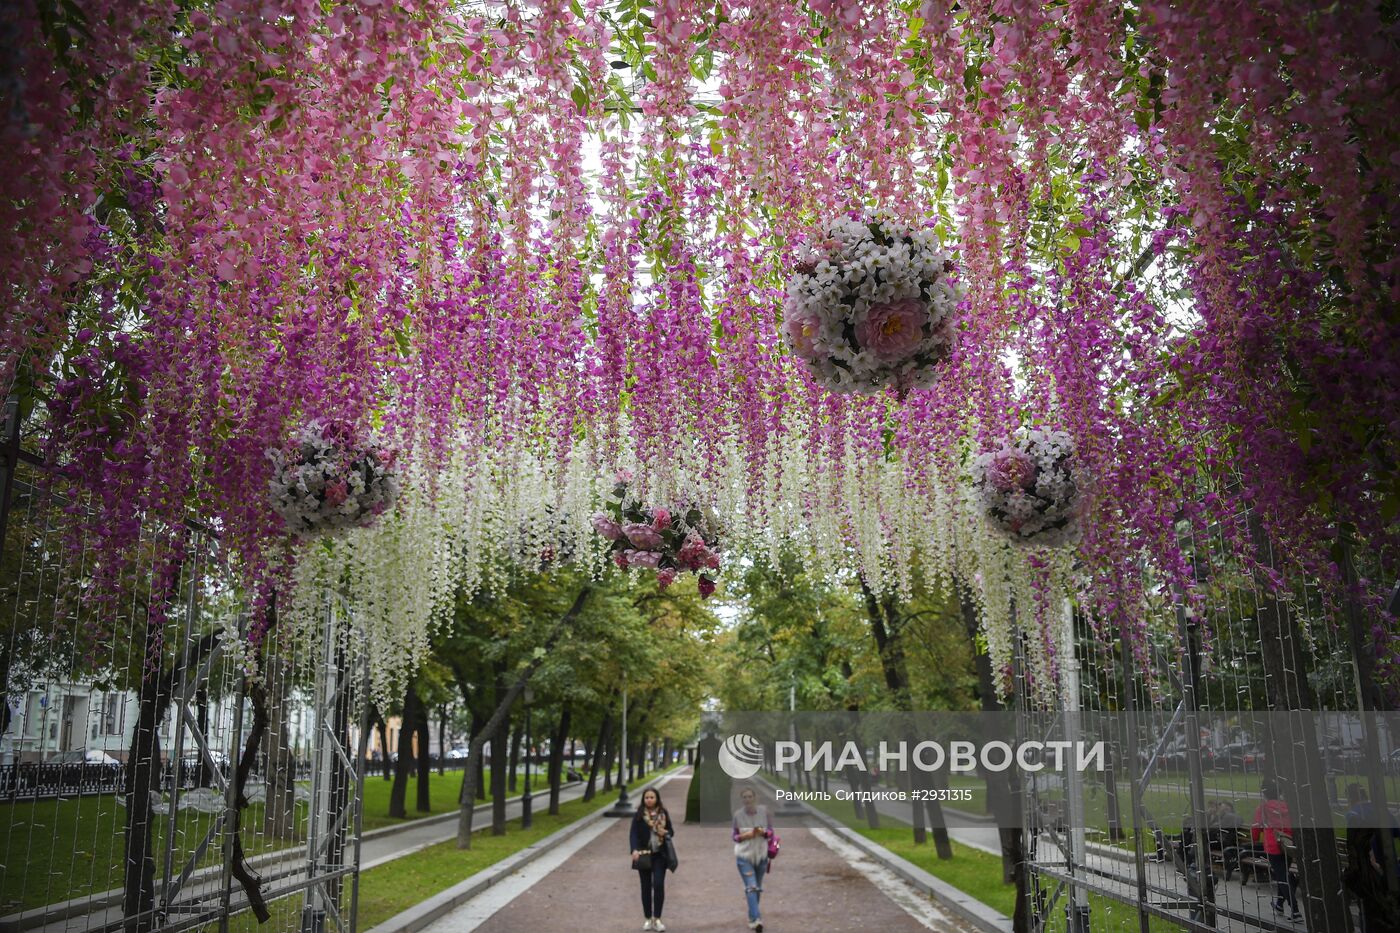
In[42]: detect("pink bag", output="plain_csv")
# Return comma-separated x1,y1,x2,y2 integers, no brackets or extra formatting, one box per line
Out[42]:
766,829,781,861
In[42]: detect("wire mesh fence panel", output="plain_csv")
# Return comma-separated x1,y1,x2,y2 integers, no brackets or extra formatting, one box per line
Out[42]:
1014,496,1398,933
1,452,369,933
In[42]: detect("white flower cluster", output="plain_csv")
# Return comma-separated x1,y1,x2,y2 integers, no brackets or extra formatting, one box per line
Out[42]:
782,211,961,395
970,427,1086,548
267,420,401,538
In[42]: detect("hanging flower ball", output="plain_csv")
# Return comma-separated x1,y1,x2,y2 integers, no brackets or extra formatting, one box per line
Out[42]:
782,211,961,395
971,427,1086,547
591,473,721,597
267,419,401,538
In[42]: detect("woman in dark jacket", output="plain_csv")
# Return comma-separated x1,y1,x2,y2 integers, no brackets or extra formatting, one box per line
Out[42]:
629,787,675,931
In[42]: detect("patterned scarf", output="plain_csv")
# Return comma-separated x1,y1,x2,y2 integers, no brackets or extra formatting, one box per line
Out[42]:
641,805,668,849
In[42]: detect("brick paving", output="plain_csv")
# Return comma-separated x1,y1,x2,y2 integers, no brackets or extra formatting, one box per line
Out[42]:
470,774,956,932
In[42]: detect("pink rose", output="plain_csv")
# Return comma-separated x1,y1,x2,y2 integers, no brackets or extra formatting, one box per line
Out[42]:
986,449,1037,493
656,568,677,588
855,298,929,361
324,479,349,507
615,468,635,484
783,312,823,361
697,576,716,598
676,530,710,570
628,550,662,569
591,512,623,540
651,507,672,531
623,522,664,550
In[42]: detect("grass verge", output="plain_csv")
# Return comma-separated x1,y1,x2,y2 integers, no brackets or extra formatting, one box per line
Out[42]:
2,767,563,913
208,762,685,931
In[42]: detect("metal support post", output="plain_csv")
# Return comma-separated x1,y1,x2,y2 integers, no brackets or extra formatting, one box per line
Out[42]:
606,679,633,816
1061,600,1091,933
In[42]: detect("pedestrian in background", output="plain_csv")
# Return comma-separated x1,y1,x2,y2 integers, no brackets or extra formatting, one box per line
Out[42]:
733,785,774,932
630,786,675,931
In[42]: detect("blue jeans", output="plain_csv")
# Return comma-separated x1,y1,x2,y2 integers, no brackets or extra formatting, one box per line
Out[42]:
737,856,767,922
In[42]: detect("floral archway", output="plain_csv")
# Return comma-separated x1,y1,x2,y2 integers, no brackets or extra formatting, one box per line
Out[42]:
4,0,1396,699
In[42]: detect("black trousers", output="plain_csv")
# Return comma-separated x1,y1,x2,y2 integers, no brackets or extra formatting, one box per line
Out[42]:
638,864,666,918
1268,852,1297,910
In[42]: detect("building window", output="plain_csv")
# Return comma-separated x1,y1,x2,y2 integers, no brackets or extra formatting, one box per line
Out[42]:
25,693,44,737
103,694,124,736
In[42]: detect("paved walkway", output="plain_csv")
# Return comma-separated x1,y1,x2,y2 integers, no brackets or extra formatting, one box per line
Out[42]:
427,771,973,932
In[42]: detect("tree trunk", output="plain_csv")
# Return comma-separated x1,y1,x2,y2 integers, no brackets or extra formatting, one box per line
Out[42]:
121,626,164,933
601,732,616,792
415,695,431,813
261,649,297,840
389,682,420,818
548,701,572,815
490,715,508,835
470,710,486,799
508,719,522,793
194,687,211,788
437,705,448,776
374,710,391,780
959,583,1028,931
456,588,592,848
861,579,952,857
122,626,218,932
584,713,611,802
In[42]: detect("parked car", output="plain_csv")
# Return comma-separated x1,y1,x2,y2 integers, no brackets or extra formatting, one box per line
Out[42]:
446,747,470,760
53,749,122,767
1212,743,1263,772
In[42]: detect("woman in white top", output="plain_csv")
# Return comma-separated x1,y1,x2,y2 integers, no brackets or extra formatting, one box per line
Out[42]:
731,785,774,932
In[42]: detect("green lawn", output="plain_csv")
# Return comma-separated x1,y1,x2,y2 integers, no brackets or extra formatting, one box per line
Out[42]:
0,767,572,914
770,772,1183,933
210,761,684,931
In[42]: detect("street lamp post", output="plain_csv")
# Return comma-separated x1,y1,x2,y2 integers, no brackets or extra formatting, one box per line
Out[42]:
521,686,534,829
605,677,633,816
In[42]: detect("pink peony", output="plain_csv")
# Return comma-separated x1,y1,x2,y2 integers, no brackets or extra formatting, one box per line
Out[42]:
986,449,1037,493
697,576,716,598
783,312,823,361
855,298,928,361
591,512,623,540
627,550,662,569
651,507,672,531
656,568,677,588
623,522,664,550
324,479,349,507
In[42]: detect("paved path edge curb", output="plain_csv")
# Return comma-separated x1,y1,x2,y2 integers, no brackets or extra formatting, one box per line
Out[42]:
757,778,1013,933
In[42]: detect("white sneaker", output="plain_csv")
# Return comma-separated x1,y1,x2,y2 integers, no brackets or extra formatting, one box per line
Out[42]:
643,920,654,931
653,922,666,932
